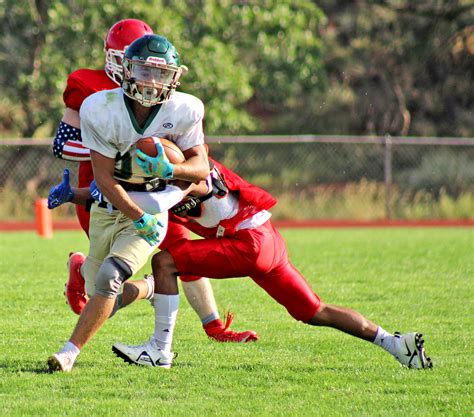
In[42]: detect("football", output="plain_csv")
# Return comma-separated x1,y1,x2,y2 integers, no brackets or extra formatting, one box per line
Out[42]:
135,137,185,163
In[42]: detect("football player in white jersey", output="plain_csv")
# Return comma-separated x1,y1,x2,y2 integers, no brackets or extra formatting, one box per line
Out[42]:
48,34,212,372
51,19,257,343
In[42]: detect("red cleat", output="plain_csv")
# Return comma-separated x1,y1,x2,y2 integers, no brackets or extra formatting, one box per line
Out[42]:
65,252,87,315
204,311,259,343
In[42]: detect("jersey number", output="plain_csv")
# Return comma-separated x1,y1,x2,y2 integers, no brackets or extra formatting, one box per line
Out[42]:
114,152,133,180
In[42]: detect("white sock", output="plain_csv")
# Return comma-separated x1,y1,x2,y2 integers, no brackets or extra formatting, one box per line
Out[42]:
144,275,155,300
153,294,179,354
60,341,80,360
373,326,397,355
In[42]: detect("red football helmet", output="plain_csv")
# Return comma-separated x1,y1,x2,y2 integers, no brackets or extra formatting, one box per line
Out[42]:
104,19,153,85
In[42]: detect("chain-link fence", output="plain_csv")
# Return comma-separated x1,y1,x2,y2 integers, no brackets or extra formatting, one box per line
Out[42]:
1,136,473,221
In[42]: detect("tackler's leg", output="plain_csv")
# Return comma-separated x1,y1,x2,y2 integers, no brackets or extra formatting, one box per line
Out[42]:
112,251,178,368
180,276,259,343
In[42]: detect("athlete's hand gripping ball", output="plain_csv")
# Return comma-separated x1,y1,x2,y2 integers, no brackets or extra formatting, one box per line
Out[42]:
133,212,165,246
135,142,174,179
48,169,74,209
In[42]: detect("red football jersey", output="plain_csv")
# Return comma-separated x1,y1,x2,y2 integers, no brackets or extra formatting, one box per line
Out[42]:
170,158,277,238
59,69,117,232
63,69,118,111
57,69,118,162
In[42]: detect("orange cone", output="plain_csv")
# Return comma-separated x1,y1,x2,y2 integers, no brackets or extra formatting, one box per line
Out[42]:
35,198,53,238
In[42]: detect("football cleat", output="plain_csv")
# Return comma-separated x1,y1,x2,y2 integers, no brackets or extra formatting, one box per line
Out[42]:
47,352,75,372
112,338,174,368
393,332,433,369
65,252,87,315
205,311,259,343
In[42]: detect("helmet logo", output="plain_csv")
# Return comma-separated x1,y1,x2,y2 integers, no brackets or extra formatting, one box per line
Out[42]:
147,56,167,65
163,123,174,129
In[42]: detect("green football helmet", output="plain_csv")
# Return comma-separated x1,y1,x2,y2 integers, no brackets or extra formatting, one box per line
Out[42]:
122,34,186,106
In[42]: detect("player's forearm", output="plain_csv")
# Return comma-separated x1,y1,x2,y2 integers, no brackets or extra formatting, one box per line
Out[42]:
172,156,210,182
172,178,210,198
70,187,91,206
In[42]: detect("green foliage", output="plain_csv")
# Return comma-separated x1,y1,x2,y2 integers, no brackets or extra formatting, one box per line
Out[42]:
270,181,474,220
400,148,474,197
279,0,474,136
1,1,471,137
0,229,472,415
0,0,326,137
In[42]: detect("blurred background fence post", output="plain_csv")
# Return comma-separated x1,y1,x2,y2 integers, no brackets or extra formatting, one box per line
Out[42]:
384,134,393,220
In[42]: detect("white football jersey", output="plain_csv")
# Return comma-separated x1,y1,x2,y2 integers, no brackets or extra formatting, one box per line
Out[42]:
80,88,204,183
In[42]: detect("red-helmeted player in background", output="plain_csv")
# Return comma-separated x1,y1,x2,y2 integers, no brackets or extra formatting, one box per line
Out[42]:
51,19,257,343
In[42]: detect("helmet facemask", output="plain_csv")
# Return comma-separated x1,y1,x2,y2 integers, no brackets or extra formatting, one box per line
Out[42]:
122,56,185,106
104,19,154,86
105,47,125,85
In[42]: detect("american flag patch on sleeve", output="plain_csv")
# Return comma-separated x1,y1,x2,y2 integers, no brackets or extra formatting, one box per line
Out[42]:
52,121,91,161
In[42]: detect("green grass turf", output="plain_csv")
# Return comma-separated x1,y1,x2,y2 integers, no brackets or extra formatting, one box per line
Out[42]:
0,228,472,416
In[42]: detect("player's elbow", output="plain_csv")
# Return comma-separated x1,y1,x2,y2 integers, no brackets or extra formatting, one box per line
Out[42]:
94,176,108,191
181,147,211,181
195,159,212,181
194,167,211,182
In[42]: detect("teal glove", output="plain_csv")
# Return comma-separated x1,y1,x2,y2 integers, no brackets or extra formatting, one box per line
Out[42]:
133,212,165,246
135,142,174,179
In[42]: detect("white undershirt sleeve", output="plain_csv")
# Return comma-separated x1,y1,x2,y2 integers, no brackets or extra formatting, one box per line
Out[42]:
128,185,184,214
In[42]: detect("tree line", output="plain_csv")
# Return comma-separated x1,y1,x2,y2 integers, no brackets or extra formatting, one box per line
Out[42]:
0,0,472,139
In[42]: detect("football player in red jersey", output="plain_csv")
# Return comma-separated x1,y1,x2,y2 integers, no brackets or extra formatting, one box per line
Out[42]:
52,18,153,232
111,158,433,370
50,19,257,343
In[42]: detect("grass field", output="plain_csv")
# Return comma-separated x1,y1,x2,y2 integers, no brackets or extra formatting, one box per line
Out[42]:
0,228,472,416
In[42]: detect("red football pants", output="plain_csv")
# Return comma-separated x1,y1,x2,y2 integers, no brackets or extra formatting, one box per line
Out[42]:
167,221,321,322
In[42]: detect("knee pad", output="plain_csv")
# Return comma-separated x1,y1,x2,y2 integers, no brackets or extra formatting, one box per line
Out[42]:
95,257,132,298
